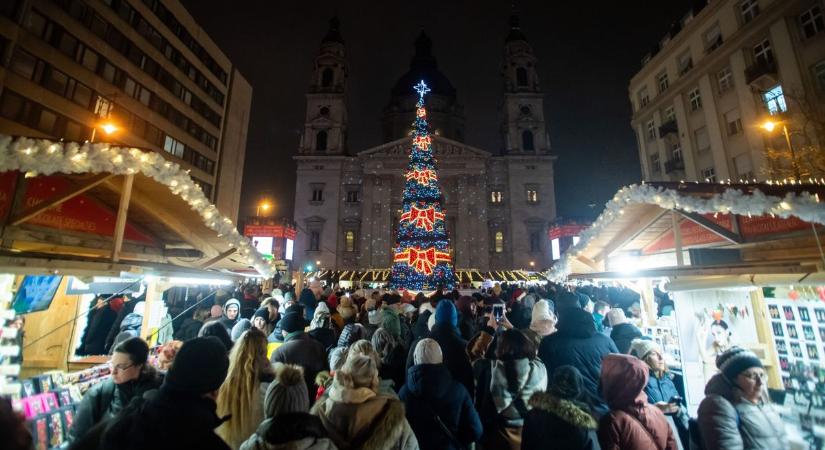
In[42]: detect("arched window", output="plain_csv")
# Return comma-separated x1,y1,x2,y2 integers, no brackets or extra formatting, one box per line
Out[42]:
516,67,528,87
495,231,504,253
522,130,534,151
315,130,328,151
321,68,334,87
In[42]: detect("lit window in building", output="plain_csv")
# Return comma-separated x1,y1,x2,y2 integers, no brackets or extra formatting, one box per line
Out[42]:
741,0,760,23
800,5,824,39
345,231,355,252
551,238,560,260
717,66,734,93
490,191,503,203
763,85,787,115
163,135,184,158
526,189,538,204
495,231,504,253
688,88,702,111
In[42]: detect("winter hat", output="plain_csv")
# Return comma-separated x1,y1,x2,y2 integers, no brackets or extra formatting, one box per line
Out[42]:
434,300,458,327
164,337,229,395
549,365,584,400
380,309,401,338
371,328,396,361
717,347,763,382
576,293,591,309
606,308,629,327
354,289,365,299
365,298,377,311
328,346,348,371
419,302,435,316
513,288,525,302
629,338,660,359
530,300,557,336
337,297,356,320
280,312,307,334
310,308,331,331
197,321,233,352
337,323,366,348
368,309,382,325
326,294,338,310
223,299,240,315
264,363,309,418
556,291,580,311
252,307,269,323
315,302,330,315
230,319,252,342
414,338,443,365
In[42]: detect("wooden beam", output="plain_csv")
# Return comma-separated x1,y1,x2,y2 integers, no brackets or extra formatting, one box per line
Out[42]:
673,211,684,267
677,209,743,244
201,247,238,269
595,207,669,262
9,174,115,226
111,174,134,263
576,255,602,271
2,225,166,263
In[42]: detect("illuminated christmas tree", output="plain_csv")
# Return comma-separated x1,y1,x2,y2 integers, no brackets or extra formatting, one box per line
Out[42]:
389,80,456,291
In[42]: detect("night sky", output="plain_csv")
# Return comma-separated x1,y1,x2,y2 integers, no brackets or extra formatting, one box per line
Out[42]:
181,0,693,221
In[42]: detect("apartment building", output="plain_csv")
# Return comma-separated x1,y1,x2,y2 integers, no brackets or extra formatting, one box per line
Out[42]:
0,0,251,221
629,0,825,182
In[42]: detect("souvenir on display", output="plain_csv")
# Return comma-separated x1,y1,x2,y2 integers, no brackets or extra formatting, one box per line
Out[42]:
43,392,58,411
62,407,75,430
33,416,48,450
48,411,64,447
799,307,811,322
815,308,825,322
780,356,790,371
807,343,819,360
787,323,799,340
21,378,37,397
768,304,780,320
791,343,804,358
773,322,784,337
784,306,795,321
803,325,816,341
58,389,72,407
776,340,788,355
36,374,53,393
24,395,44,417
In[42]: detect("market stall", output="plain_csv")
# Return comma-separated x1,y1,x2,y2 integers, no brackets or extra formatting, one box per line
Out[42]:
549,181,825,448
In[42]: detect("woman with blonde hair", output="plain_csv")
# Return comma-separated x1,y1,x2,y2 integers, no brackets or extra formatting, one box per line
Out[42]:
216,328,275,449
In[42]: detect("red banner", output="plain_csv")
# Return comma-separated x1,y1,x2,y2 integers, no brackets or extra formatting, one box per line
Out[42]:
548,224,588,240
243,224,297,239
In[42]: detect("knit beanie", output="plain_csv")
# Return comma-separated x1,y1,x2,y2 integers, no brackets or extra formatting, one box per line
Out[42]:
328,346,348,371
414,338,443,365
530,300,557,336
629,338,659,359
264,363,308,418
252,307,270,323
434,300,458,327
717,347,763,382
556,291,580,311
223,298,240,315
380,309,401,338
164,337,229,395
230,319,252,342
280,312,306,334
549,365,584,401
368,309,382,325
337,297,356,320
606,308,628,327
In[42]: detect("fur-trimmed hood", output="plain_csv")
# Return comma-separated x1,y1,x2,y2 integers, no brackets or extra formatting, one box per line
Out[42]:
528,391,597,430
311,393,416,450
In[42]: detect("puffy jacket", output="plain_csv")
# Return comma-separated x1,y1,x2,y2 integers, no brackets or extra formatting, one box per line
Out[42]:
697,374,787,450
522,391,599,450
473,356,548,429
239,412,337,450
610,323,643,354
539,307,618,417
399,363,482,450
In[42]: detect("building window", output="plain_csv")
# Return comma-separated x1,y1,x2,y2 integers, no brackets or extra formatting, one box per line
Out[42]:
672,143,683,163
741,0,760,23
516,67,528,87
320,106,330,116
763,84,787,115
526,188,539,204
521,130,534,150
695,127,710,154
346,190,359,203
315,130,328,151
753,39,774,65
814,60,825,90
800,5,824,39
650,153,661,174
309,231,320,251
321,68,333,87
664,106,675,122
646,120,656,140
163,135,185,158
734,153,755,180
717,66,734,93
725,109,743,136
529,231,541,253
311,186,324,202
688,88,702,111
638,87,649,107
657,72,669,93
701,167,717,182
490,191,503,203
344,231,355,252
705,24,723,52
494,231,504,253
678,52,693,75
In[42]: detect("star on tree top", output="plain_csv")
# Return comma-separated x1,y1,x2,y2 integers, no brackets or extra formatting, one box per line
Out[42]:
414,80,431,98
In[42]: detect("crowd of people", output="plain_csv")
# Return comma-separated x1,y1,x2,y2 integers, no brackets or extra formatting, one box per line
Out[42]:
2,281,788,450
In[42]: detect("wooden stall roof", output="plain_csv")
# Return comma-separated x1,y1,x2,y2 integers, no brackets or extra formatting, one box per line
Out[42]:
556,182,825,281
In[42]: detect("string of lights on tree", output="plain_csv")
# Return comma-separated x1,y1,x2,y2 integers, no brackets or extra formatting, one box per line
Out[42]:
389,80,456,290
0,135,276,277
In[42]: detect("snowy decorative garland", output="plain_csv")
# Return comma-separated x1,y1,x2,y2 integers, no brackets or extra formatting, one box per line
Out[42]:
547,182,825,282
0,135,275,277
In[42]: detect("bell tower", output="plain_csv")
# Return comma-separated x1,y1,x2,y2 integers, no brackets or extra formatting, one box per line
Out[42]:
299,16,348,155
501,14,550,155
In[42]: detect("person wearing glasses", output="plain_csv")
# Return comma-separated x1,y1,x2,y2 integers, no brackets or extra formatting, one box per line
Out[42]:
697,347,787,450
69,337,162,443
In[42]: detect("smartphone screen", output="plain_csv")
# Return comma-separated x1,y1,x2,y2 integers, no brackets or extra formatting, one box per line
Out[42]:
493,304,504,322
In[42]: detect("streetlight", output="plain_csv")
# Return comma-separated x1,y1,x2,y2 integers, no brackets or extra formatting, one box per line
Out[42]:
529,261,535,268
89,121,118,143
761,119,801,180
256,201,272,217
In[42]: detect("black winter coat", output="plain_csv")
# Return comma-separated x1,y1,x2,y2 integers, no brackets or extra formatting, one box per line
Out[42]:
522,392,599,450
407,323,474,396
270,332,328,401
610,323,643,354
538,308,618,417
80,306,118,355
69,368,162,443
399,364,483,450
508,302,532,330
99,386,230,450
308,327,338,351
174,318,204,342
412,310,432,339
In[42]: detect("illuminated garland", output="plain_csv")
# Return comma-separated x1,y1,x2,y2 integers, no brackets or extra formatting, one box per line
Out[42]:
0,135,276,277
389,81,456,290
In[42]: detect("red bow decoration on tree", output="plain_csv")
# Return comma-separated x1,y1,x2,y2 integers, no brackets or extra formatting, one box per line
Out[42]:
405,169,437,185
401,206,445,231
413,135,432,150
394,247,451,275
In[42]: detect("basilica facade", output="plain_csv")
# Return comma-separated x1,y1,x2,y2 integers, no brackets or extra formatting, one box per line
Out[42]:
292,17,557,274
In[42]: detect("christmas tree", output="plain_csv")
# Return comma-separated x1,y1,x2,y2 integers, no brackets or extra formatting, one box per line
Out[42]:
389,80,456,291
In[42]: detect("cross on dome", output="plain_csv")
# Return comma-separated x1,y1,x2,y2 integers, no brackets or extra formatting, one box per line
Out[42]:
414,80,431,98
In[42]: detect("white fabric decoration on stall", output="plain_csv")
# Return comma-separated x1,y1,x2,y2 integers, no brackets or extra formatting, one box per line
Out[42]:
547,182,825,282
0,135,275,277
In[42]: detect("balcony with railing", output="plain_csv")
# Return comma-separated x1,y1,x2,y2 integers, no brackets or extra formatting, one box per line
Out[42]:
658,119,678,137
745,60,778,89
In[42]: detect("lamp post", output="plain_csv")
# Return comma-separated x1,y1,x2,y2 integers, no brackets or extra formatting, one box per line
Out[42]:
89,122,118,143
761,120,801,180
256,201,271,217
